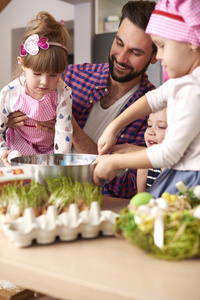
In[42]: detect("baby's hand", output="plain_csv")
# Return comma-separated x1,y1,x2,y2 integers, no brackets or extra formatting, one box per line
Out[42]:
1,150,12,167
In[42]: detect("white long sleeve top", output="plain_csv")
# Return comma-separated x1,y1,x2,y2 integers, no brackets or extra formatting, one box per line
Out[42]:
146,66,200,171
0,77,73,156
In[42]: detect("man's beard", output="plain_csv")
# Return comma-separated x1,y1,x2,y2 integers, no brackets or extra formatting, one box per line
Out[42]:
109,55,152,83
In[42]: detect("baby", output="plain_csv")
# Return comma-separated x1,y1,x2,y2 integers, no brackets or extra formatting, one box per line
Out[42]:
137,109,167,193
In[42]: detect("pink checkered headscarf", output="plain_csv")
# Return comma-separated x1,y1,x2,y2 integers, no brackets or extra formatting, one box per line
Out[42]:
146,0,200,47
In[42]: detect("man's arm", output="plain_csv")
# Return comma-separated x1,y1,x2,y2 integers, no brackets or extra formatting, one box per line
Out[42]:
72,115,98,154
7,112,98,154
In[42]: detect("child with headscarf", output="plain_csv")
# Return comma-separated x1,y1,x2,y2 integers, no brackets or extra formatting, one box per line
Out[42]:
94,0,200,198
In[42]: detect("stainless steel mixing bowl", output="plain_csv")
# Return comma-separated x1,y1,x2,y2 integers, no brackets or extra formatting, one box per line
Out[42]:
11,153,97,184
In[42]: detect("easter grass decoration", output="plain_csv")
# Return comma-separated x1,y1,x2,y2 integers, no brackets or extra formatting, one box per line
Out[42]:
0,180,48,218
46,176,102,212
0,176,103,221
0,180,48,210
114,184,200,261
114,206,200,261
131,212,200,260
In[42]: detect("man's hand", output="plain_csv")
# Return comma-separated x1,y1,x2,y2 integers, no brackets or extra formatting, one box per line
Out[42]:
36,119,56,135
6,111,56,135
6,111,27,128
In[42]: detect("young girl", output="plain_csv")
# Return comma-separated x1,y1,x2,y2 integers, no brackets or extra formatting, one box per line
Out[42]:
93,0,200,198
137,109,167,193
0,11,73,166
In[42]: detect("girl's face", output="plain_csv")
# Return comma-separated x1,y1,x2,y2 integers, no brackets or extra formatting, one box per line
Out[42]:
145,110,167,147
150,35,197,78
22,67,61,100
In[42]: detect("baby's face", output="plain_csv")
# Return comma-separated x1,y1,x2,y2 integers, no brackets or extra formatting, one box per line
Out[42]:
144,110,167,147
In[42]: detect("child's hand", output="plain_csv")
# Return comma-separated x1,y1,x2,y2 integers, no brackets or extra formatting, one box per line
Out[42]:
97,129,117,155
92,154,119,186
1,150,12,167
111,144,146,154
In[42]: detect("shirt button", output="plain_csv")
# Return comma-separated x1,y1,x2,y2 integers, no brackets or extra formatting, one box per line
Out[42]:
104,88,108,92
96,86,99,89
89,100,93,103
121,134,124,138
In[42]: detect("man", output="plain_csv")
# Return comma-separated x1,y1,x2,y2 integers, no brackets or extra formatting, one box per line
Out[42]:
7,1,157,198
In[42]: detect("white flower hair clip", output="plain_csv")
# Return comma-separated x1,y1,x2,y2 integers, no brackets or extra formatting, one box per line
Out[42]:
20,34,68,56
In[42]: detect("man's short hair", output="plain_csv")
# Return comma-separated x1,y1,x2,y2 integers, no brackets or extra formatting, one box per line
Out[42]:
120,1,157,53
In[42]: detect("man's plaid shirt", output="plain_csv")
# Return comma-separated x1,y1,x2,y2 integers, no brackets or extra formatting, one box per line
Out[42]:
62,63,155,198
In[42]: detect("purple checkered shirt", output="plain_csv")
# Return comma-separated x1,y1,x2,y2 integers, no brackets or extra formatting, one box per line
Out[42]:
62,63,155,199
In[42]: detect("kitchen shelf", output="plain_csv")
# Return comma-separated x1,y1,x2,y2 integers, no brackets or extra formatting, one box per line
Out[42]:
95,0,127,34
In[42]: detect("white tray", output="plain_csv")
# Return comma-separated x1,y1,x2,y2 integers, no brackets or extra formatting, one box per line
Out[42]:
2,202,119,247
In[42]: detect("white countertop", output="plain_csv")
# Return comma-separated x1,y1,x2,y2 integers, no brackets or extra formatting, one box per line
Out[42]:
0,197,199,300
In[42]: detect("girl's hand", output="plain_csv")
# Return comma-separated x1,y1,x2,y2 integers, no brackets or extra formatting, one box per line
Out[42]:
111,143,146,154
92,154,119,186
1,150,12,167
6,111,27,128
97,127,117,155
36,119,56,135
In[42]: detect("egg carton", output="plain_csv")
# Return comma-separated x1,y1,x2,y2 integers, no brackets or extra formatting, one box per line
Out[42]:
2,202,119,247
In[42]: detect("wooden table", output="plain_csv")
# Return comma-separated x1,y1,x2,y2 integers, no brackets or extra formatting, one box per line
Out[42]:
0,197,199,300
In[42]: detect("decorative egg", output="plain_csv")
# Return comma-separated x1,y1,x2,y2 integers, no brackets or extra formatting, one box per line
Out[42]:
130,192,153,206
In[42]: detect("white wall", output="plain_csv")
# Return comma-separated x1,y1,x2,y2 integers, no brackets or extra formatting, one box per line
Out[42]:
0,0,74,89
74,2,93,64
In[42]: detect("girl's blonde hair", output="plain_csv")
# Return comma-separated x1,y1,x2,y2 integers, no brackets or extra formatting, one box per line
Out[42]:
19,11,70,76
